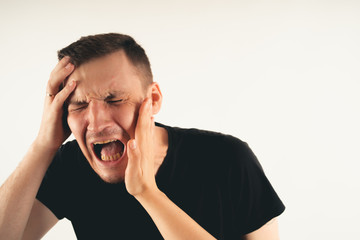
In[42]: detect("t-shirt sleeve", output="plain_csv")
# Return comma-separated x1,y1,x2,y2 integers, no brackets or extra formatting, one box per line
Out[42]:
36,143,71,220
226,137,285,235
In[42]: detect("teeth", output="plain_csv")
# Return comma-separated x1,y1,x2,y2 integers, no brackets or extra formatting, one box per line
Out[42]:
101,152,122,161
94,139,117,145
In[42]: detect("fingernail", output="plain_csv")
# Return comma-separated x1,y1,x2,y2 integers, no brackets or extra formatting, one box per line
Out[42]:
69,81,74,86
65,63,72,70
130,140,137,150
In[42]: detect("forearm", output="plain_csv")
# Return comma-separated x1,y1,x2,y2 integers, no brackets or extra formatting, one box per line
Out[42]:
0,140,56,239
135,189,216,240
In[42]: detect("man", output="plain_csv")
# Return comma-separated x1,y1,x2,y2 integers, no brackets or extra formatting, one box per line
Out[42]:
0,33,285,239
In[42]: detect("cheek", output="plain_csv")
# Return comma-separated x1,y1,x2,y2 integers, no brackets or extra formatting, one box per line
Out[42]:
114,104,139,137
67,114,86,139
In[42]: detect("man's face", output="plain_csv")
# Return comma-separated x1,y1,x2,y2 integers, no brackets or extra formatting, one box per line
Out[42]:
66,51,147,183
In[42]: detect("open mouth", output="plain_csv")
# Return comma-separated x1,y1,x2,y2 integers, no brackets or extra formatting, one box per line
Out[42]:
93,139,125,161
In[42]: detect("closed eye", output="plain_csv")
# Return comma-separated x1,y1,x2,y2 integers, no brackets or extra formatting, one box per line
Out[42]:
107,99,124,104
68,104,88,112
70,107,86,112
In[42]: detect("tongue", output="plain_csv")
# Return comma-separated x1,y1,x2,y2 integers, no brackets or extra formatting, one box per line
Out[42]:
101,141,124,156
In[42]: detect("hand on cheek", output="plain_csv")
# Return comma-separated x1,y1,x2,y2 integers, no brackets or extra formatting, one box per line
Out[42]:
125,98,158,196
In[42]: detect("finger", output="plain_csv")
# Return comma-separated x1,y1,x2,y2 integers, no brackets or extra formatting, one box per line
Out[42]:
150,116,155,135
46,56,75,95
135,98,153,143
53,56,72,73
51,80,77,111
134,98,154,172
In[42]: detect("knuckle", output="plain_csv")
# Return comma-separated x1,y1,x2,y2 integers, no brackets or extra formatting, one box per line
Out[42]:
46,83,55,92
52,96,61,105
49,67,69,82
56,68,68,79
53,92,66,105
49,68,60,78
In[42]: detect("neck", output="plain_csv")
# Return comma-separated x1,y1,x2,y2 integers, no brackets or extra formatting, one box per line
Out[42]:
153,125,169,172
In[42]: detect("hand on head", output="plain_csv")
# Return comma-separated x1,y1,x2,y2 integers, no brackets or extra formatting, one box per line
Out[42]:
36,56,77,150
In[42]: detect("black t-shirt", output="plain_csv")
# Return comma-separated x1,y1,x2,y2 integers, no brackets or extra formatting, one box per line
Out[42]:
37,123,285,239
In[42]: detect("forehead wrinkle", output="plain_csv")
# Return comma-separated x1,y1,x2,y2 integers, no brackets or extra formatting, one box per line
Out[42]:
68,89,129,105
93,90,129,100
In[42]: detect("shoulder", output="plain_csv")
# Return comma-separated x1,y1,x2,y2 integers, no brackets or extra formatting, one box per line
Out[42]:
56,139,83,160
48,139,84,172
161,123,260,173
58,139,81,156
42,139,97,192
169,124,253,157
163,123,243,145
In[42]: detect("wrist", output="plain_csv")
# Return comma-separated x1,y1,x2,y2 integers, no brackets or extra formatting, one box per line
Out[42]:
30,138,59,161
134,187,165,204
33,135,61,153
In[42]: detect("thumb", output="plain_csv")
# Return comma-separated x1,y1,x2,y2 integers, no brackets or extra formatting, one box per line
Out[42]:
126,139,141,171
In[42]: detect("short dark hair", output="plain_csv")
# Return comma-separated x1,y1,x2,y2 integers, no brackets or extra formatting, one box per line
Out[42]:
58,33,153,87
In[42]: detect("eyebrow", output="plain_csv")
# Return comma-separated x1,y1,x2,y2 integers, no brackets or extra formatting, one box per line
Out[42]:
67,91,129,105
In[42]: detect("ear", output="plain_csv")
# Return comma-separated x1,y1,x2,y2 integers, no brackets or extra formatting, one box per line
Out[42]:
148,82,163,115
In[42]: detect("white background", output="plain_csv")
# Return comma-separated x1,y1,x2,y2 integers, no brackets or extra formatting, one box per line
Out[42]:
1,0,359,239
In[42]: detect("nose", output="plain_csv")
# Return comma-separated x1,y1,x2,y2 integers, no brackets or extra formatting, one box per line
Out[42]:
87,100,113,132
